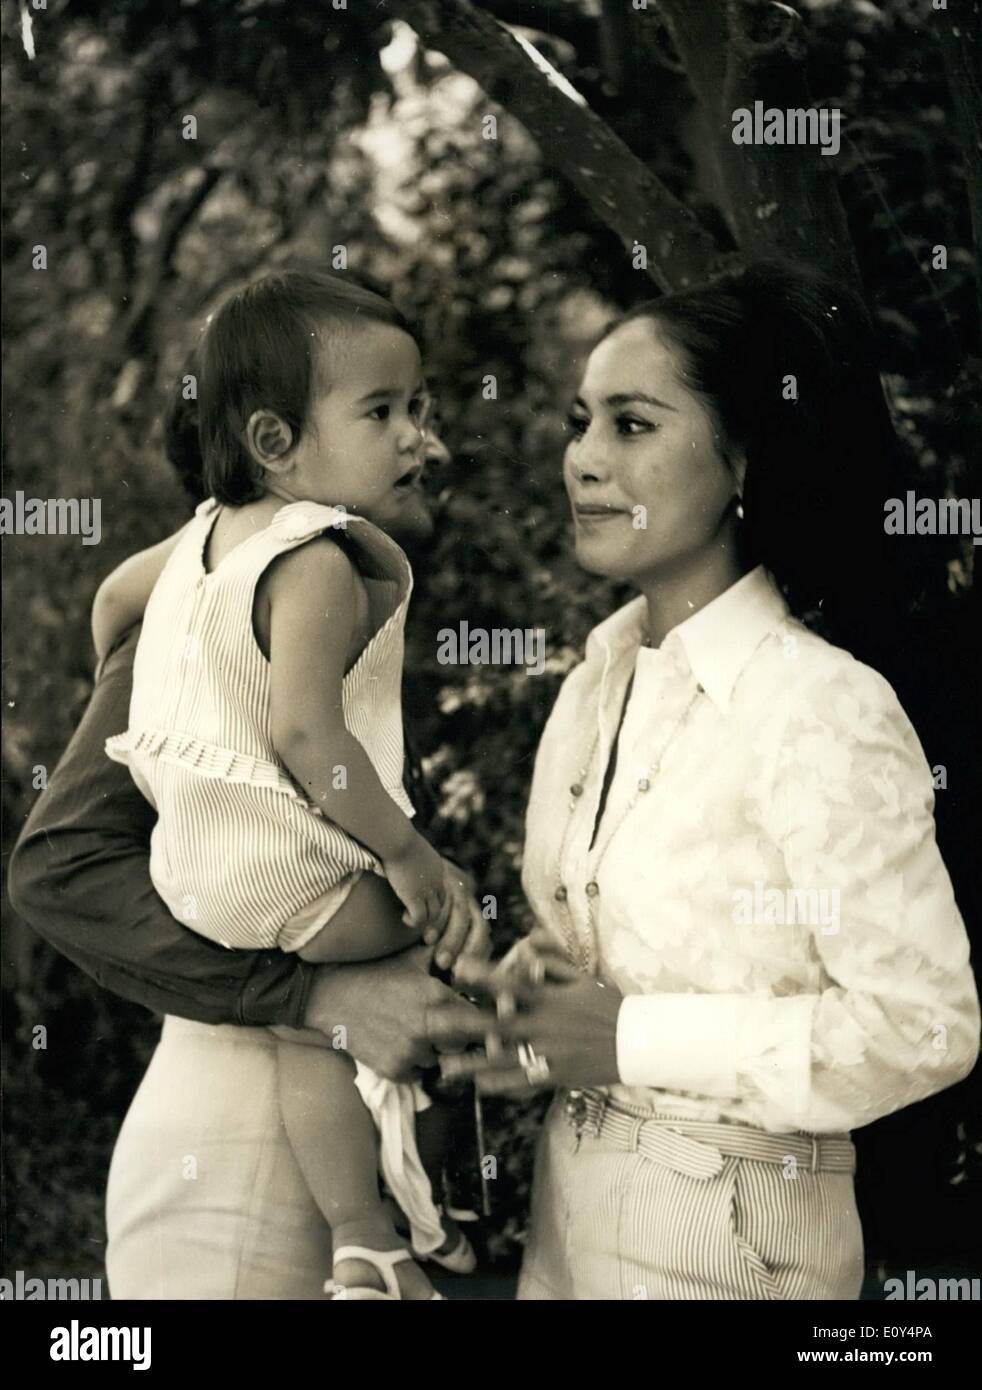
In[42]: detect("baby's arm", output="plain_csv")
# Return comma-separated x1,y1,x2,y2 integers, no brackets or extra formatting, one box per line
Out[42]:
267,536,451,933
91,523,190,659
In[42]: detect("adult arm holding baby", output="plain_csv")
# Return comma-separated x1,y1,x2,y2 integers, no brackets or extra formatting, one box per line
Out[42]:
8,624,478,1080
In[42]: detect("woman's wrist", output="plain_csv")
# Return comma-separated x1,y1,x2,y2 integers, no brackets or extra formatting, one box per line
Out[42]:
587,981,624,1086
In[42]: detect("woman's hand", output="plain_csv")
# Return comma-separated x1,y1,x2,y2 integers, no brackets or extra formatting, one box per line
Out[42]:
432,931,624,1095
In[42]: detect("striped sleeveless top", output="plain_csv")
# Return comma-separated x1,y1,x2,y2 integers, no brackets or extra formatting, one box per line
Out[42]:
106,497,415,950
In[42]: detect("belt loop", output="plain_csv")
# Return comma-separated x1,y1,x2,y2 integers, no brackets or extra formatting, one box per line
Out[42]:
810,1136,820,1174
629,1118,644,1153
583,1089,606,1139
595,1090,608,1134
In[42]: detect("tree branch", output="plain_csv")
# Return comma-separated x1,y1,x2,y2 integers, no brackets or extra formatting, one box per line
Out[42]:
117,164,223,366
597,0,633,92
109,67,168,301
381,0,724,290
936,0,982,345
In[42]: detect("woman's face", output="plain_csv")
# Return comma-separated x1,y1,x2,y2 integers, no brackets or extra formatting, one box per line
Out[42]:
564,317,740,586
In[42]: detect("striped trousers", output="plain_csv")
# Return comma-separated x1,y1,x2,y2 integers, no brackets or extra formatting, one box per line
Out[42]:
518,1092,865,1301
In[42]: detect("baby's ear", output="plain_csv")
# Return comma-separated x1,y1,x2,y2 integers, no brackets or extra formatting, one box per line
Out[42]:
244,409,294,474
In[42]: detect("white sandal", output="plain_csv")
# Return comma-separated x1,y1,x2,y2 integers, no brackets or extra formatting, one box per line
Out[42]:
414,1206,478,1274
327,1245,445,1301
419,1230,477,1275
443,1203,480,1223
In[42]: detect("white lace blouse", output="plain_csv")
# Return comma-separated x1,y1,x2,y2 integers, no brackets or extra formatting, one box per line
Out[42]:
521,566,980,1134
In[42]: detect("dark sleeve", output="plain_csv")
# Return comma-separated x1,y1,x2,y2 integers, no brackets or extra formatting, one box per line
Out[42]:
7,628,316,1027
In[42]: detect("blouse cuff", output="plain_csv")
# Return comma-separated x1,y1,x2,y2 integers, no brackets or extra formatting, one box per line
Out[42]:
615,993,813,1105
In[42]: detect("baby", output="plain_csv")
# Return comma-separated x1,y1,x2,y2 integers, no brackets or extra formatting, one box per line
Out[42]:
94,270,484,1300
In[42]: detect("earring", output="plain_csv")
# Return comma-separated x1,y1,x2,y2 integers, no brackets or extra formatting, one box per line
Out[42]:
735,498,745,520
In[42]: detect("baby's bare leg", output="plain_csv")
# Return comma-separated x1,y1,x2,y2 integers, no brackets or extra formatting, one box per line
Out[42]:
275,1021,437,1298
277,1042,383,1225
298,873,422,964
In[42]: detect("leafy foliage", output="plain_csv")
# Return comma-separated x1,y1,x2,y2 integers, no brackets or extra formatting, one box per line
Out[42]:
2,0,978,1281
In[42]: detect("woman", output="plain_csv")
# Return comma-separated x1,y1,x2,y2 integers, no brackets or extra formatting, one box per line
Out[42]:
445,261,980,1300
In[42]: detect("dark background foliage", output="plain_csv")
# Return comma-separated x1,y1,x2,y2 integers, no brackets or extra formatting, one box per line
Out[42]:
2,0,979,1288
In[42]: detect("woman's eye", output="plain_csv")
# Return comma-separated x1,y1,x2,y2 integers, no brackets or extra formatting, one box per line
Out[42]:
616,414,655,436
368,404,391,422
566,413,589,437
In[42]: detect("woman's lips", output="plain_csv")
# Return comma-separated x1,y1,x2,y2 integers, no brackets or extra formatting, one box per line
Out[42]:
574,505,626,521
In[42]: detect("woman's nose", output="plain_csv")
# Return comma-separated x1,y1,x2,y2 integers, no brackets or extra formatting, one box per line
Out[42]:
568,426,607,483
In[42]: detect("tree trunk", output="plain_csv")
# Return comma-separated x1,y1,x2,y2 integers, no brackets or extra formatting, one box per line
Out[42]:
936,0,982,344
656,0,861,287
383,0,724,290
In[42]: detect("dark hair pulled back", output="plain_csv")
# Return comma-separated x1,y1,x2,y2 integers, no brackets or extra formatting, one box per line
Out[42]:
604,260,909,670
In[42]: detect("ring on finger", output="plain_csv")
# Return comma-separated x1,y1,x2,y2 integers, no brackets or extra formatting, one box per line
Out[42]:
516,1041,552,1085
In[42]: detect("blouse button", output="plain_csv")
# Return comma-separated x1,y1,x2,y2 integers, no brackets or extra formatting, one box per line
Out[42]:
585,881,599,898
637,777,650,792
554,885,568,903
565,1090,587,1130
569,782,584,798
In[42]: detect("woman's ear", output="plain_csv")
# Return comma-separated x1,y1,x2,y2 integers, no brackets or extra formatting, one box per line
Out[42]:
244,410,295,476
729,446,748,506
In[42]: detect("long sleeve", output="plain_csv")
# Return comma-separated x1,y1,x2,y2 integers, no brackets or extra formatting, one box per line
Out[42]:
616,659,980,1133
7,628,315,1028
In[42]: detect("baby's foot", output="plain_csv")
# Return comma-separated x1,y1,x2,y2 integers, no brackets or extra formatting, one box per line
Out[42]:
417,1207,477,1274
333,1251,436,1300
435,1211,466,1258
332,1222,438,1300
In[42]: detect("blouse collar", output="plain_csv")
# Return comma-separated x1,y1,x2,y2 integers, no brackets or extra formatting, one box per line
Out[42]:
584,565,790,712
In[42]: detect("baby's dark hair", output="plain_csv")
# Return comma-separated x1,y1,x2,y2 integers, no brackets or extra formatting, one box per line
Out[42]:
198,269,413,505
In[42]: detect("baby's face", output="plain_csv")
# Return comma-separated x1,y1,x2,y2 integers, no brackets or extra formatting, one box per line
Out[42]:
288,323,428,533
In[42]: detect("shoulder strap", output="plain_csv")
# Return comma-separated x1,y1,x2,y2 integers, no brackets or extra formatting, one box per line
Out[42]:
268,502,412,593
268,500,350,543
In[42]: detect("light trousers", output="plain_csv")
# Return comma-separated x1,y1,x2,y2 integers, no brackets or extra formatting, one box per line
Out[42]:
106,1016,334,1299
518,1094,865,1301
